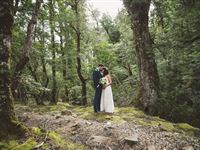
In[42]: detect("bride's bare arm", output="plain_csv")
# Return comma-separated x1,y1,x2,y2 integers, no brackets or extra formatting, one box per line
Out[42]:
107,75,112,86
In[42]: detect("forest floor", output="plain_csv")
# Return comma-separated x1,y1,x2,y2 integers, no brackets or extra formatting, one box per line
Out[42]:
1,102,200,150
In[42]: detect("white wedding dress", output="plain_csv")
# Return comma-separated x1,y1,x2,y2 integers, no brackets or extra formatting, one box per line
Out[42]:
100,76,114,113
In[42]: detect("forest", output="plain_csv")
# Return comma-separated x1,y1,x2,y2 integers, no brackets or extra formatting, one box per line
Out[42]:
0,0,200,149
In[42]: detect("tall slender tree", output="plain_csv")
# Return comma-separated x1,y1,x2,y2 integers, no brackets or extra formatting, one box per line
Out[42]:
123,0,160,114
49,0,57,104
0,0,26,138
71,0,87,105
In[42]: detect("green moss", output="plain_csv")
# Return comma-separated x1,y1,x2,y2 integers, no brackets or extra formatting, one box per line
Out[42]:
152,121,175,131
13,138,37,150
111,115,126,123
66,142,85,150
32,127,42,135
49,131,66,147
0,140,18,149
174,123,200,136
31,103,75,113
175,123,196,131
117,107,143,114
8,140,19,147
15,102,74,114
131,115,175,131
73,106,93,114
136,119,148,126
72,106,127,124
48,131,86,150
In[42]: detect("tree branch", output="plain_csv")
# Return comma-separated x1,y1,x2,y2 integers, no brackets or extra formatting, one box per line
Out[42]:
183,34,200,44
12,0,42,91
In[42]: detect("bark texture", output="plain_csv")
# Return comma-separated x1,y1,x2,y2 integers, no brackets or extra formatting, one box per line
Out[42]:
123,0,160,114
59,24,69,102
0,0,26,138
49,0,57,104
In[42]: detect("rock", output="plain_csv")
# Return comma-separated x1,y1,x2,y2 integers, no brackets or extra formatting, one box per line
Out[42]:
72,114,77,118
104,122,115,130
87,135,110,144
158,124,169,131
182,146,194,150
125,134,139,146
71,123,81,131
55,115,61,119
147,145,156,150
85,121,93,125
104,126,115,131
71,131,78,135
61,110,72,116
106,121,111,125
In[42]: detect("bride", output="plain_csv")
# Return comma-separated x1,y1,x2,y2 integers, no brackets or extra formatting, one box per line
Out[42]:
100,67,114,113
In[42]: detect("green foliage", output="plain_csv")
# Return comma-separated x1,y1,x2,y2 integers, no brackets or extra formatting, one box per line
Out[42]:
151,0,200,127
93,41,117,67
100,14,121,44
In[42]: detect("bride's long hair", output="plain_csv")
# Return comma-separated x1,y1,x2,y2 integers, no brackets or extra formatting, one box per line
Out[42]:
103,67,109,76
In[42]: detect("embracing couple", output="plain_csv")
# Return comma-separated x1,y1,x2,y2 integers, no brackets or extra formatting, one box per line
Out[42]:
92,64,114,113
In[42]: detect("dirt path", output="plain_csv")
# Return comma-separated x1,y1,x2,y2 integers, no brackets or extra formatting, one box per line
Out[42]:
15,104,200,150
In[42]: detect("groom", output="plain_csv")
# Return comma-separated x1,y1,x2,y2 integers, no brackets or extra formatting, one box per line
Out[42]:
92,64,104,112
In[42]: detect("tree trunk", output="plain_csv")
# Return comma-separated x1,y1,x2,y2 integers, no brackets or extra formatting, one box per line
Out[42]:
11,0,42,95
73,1,87,105
76,31,87,105
62,42,70,102
49,0,57,104
0,0,26,138
59,23,69,102
123,0,160,115
41,14,49,89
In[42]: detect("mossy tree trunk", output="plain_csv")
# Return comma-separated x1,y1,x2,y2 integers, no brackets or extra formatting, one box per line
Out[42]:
123,0,160,115
0,0,26,138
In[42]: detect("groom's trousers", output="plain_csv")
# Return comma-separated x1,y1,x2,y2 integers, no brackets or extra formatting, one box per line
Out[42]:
93,86,102,112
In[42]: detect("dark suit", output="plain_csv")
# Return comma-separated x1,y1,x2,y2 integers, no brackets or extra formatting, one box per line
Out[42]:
92,69,103,112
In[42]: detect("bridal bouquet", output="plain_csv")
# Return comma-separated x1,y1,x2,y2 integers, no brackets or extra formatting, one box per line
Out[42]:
99,77,107,85
97,77,107,88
